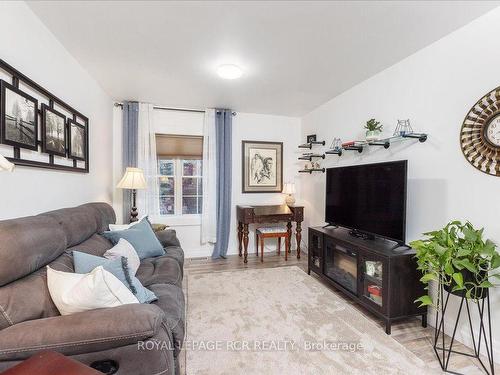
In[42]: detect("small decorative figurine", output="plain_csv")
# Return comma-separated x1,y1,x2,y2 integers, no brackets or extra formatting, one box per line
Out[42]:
394,119,413,136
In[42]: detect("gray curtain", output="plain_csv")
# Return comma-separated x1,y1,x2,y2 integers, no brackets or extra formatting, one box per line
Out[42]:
212,109,232,259
122,102,139,224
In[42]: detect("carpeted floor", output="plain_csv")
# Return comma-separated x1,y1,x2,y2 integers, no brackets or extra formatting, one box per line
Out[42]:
185,266,437,374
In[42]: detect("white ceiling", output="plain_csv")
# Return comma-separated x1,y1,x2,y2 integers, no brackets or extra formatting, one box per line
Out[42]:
28,1,498,117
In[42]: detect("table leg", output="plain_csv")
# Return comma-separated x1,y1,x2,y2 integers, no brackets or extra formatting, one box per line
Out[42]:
286,221,292,254
243,224,249,263
237,222,243,257
296,221,302,259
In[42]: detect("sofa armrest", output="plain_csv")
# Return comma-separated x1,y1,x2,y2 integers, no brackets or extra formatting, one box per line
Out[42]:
156,229,181,248
0,304,164,361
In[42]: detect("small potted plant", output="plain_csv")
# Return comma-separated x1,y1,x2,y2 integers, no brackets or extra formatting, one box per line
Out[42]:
364,119,383,141
410,221,500,307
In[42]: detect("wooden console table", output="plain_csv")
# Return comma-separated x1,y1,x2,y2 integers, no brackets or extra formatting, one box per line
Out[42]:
236,204,304,263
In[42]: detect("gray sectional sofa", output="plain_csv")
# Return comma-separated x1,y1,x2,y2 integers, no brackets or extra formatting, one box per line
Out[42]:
0,203,185,375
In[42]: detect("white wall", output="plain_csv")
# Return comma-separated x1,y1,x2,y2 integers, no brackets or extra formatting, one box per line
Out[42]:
113,108,301,257
300,7,500,358
0,2,113,219
228,112,302,256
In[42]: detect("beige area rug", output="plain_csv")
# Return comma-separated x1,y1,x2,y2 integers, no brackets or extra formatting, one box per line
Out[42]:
185,266,437,374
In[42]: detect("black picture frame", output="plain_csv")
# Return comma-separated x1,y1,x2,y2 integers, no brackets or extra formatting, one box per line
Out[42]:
307,134,317,144
68,119,86,161
0,79,38,151
242,140,283,193
41,103,67,157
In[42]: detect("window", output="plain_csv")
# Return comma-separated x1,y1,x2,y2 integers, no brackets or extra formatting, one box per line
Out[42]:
156,134,203,216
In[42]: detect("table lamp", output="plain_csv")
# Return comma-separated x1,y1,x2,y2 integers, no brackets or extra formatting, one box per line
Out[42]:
117,167,147,222
283,182,296,205
0,154,15,172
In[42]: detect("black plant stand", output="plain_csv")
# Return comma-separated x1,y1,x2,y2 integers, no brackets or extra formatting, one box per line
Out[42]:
434,282,495,375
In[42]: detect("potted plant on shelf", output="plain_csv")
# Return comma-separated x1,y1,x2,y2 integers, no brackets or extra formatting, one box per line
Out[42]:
364,119,383,141
410,221,499,373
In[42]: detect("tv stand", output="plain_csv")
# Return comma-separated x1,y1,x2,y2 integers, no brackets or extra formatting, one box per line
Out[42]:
308,226,427,334
322,223,338,229
348,229,375,241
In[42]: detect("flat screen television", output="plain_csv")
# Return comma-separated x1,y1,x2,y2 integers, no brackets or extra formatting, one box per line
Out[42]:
325,160,407,243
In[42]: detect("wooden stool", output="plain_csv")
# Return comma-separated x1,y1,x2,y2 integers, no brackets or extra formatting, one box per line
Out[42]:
255,226,290,262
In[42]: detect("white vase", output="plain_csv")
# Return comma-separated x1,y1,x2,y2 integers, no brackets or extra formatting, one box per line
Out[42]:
366,130,381,142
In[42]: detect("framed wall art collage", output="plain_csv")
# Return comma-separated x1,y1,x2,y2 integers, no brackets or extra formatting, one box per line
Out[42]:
0,59,89,172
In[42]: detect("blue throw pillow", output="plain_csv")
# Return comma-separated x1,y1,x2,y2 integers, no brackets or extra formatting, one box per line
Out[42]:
102,218,165,260
73,251,157,304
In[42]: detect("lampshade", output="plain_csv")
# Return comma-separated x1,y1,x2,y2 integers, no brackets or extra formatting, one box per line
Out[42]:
0,154,15,172
283,182,296,195
117,167,147,190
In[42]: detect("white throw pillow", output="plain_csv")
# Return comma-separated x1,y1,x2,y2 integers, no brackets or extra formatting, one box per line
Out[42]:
108,215,147,231
46,266,139,316
103,238,141,275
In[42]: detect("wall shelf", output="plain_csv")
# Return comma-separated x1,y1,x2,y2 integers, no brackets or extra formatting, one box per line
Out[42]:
298,168,325,174
298,140,326,149
325,149,342,156
345,132,428,153
298,154,325,161
298,132,427,175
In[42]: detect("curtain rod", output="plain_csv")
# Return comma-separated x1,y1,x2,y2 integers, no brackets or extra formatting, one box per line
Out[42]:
114,102,236,116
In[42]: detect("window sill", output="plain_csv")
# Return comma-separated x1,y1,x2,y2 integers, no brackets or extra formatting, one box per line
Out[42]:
150,214,201,227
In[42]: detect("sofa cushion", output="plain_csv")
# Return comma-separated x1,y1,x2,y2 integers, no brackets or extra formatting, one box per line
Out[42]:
149,284,185,358
103,239,141,275
0,252,74,330
47,266,139,316
102,218,164,260
0,304,164,361
68,233,114,258
162,246,185,270
136,255,182,288
40,206,99,248
74,251,157,304
0,215,67,287
156,229,181,248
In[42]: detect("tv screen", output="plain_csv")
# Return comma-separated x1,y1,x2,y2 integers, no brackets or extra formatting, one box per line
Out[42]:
325,160,407,243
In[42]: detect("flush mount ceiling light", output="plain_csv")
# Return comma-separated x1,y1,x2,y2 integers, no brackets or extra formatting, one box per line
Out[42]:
217,64,243,79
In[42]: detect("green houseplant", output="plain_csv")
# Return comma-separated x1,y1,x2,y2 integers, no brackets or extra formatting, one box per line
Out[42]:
364,119,383,141
410,221,500,307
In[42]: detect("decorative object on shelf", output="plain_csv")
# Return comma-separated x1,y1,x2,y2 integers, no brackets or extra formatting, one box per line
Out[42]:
68,120,86,160
326,137,343,156
283,182,296,205
117,167,147,222
298,135,325,149
242,140,283,193
364,118,383,142
342,140,364,153
394,119,413,136
0,80,38,151
299,161,325,173
411,221,499,375
0,153,14,172
306,134,317,143
41,104,66,157
0,59,89,172
460,86,500,176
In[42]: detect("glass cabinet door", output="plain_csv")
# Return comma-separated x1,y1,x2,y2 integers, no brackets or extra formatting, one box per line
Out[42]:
308,231,323,272
361,255,385,310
